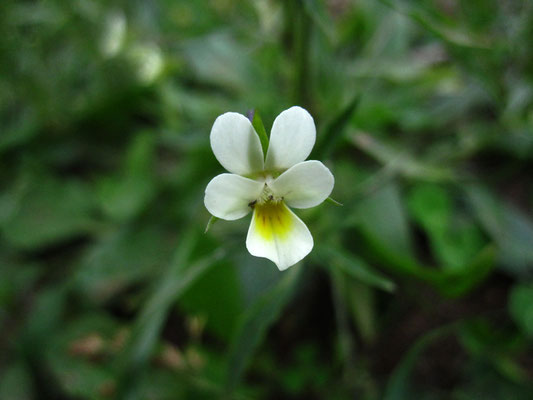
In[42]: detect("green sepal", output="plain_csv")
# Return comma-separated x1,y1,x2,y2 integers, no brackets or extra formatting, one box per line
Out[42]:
326,197,343,206
204,216,219,233
250,109,269,159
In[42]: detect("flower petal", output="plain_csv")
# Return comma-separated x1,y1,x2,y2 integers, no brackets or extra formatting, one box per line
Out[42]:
246,202,313,270
269,161,334,209
265,106,316,171
204,173,265,220
210,112,265,175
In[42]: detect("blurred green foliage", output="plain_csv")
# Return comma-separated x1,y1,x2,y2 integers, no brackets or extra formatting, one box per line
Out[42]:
1,0,533,399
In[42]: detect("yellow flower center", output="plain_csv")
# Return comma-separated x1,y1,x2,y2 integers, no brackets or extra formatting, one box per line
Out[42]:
253,202,293,241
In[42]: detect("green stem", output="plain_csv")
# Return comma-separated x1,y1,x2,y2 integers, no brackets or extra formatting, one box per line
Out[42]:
290,0,312,106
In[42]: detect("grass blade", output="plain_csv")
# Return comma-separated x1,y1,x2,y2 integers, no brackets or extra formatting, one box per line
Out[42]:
225,265,302,393
115,230,225,399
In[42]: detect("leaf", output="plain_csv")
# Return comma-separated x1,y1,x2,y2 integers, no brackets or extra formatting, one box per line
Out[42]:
435,245,496,297
509,283,533,337
0,258,40,310
407,184,485,270
356,182,414,259
180,261,244,341
407,184,451,235
355,200,495,296
115,230,225,400
22,285,69,347
330,268,358,368
302,0,337,43
351,133,455,182
379,0,492,49
45,314,120,399
1,174,95,249
97,131,157,221
314,94,360,159
183,32,253,92
466,185,533,275
225,265,301,393
73,225,175,303
384,325,456,400
459,318,528,384
318,246,396,293
0,363,34,400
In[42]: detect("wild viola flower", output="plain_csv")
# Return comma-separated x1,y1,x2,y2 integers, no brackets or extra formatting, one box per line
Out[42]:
204,106,334,270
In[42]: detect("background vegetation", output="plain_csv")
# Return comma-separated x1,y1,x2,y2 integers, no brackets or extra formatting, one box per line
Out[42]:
1,0,533,399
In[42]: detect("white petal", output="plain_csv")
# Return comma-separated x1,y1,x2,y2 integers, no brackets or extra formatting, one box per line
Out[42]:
246,202,313,270
265,106,316,171
269,161,334,209
204,173,265,220
210,112,265,175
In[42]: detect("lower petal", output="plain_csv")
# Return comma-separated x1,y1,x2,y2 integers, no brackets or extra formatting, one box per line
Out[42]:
246,202,313,270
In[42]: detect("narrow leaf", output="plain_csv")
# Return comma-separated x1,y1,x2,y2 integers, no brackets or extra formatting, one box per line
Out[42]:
384,325,456,400
379,0,492,49
315,94,360,159
509,283,533,337
226,265,301,392
115,231,225,399
466,185,533,275
318,246,396,293
351,133,455,182
302,0,337,43
436,245,496,297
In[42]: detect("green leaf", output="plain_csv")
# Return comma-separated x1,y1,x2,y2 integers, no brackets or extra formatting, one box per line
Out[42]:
22,285,69,347
314,94,360,159
45,314,120,399
355,196,495,296
407,184,451,235
1,174,95,249
351,133,455,182
115,230,225,399
347,280,377,344
73,225,175,303
183,32,254,92
97,131,157,221
180,261,244,341
384,325,456,400
302,0,337,43
250,109,269,158
0,363,34,400
0,258,40,310
466,185,533,275
509,283,533,337
459,318,529,383
356,182,414,259
435,245,496,297
379,0,492,49
407,184,485,270
226,265,301,393
318,246,396,293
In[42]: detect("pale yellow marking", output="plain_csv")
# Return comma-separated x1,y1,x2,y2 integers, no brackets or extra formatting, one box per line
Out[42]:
253,202,293,241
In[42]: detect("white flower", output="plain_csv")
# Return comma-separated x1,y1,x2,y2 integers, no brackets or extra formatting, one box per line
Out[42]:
204,106,334,270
